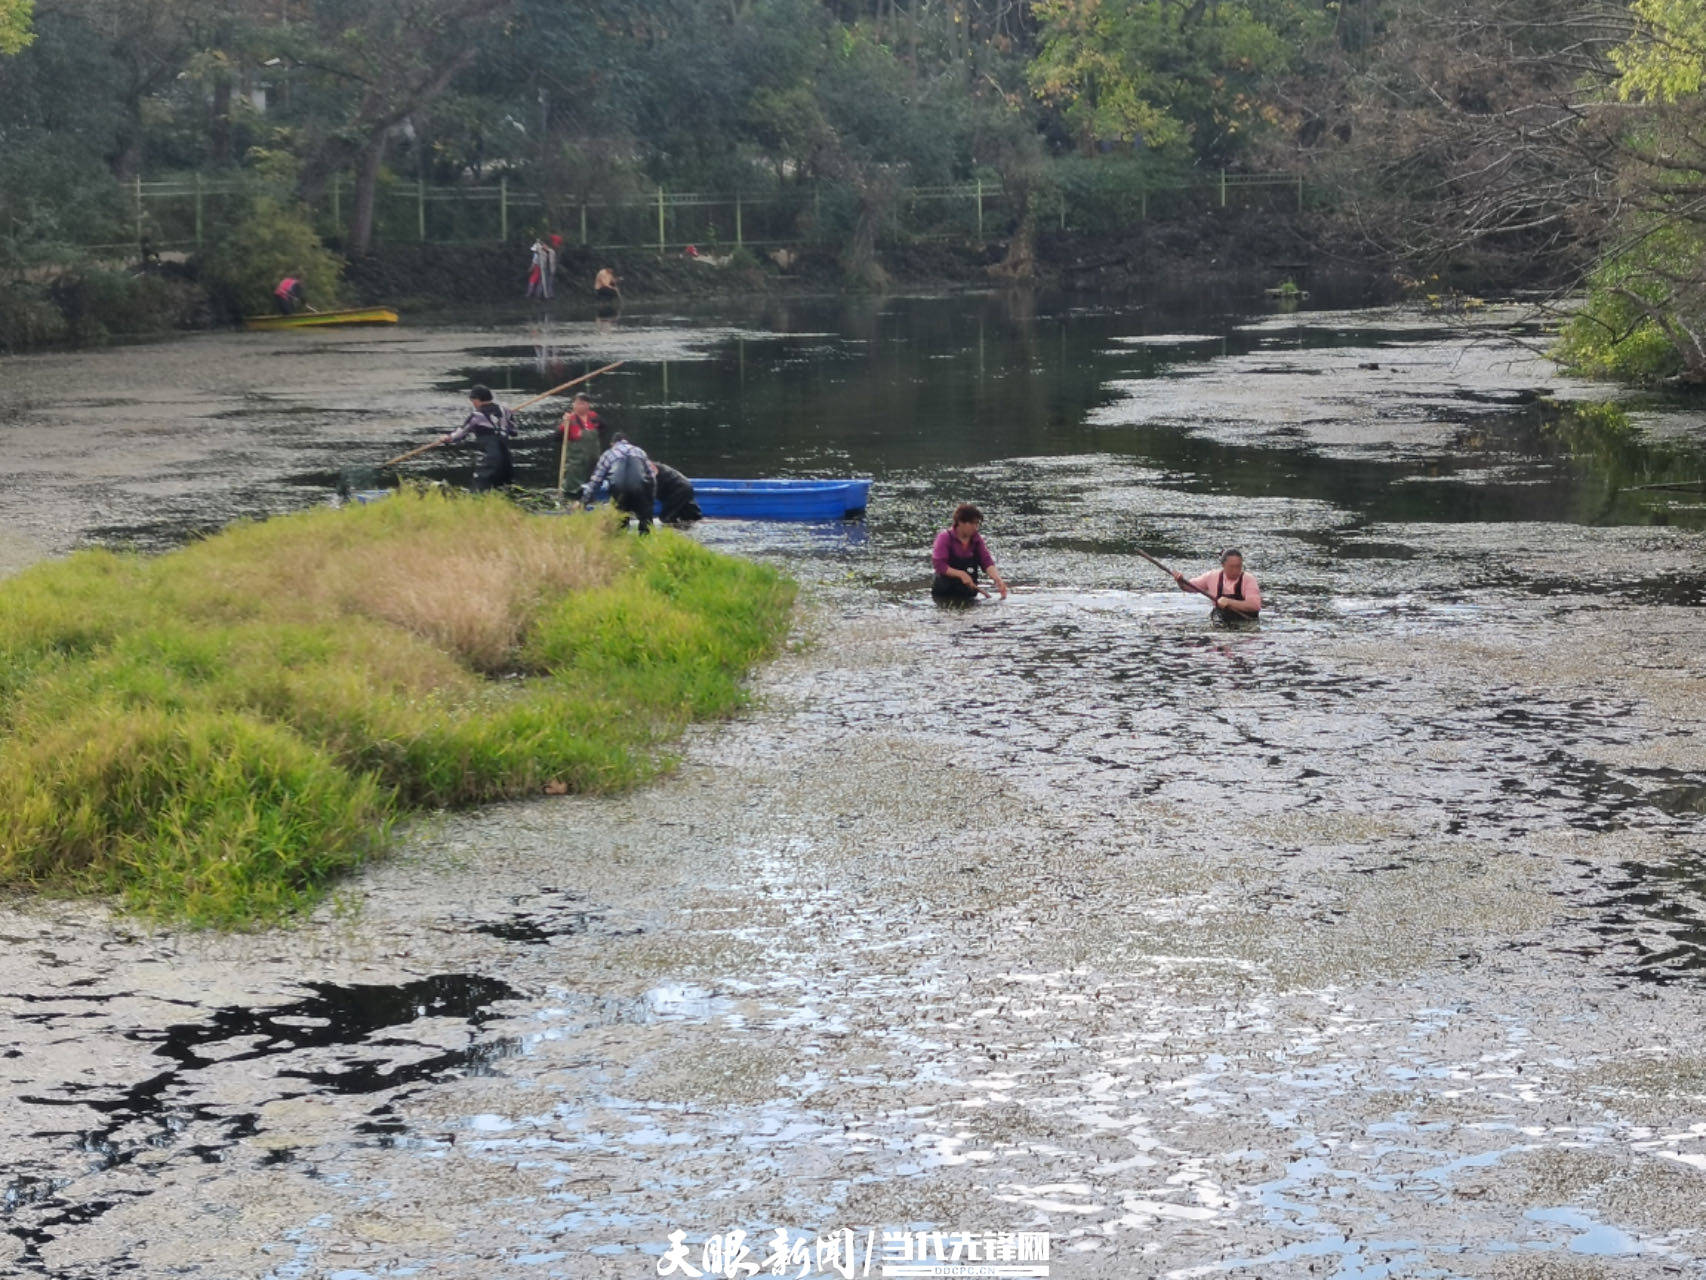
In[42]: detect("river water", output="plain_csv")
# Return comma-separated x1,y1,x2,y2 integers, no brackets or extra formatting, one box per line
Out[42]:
3,289,1706,1278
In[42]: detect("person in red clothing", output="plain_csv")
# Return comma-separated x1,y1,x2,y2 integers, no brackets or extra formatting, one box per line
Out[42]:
556,393,609,492
931,503,1009,602
1174,549,1262,622
272,276,306,314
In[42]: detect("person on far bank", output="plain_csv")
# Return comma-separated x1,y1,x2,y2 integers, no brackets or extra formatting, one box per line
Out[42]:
931,503,1008,601
440,384,516,493
1174,549,1261,621
579,432,656,534
527,236,559,300
594,267,621,300
273,276,307,314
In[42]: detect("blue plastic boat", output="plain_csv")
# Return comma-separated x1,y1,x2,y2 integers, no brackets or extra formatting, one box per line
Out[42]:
683,477,871,521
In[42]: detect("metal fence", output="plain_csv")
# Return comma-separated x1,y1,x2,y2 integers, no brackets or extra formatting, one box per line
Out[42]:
116,169,1311,255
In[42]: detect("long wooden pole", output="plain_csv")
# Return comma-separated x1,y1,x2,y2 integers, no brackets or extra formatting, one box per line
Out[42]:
1133,546,1216,604
381,438,447,468
517,360,624,413
381,361,626,472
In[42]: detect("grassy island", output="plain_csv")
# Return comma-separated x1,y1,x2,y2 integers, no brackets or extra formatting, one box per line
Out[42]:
0,494,795,926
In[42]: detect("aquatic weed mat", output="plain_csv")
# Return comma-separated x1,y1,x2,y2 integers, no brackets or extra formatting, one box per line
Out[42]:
0,492,794,925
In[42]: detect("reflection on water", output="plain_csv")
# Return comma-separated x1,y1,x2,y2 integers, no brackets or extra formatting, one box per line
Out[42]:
420,294,1706,535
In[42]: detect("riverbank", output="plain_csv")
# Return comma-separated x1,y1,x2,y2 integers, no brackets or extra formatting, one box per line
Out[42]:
0,492,794,925
2,208,1413,353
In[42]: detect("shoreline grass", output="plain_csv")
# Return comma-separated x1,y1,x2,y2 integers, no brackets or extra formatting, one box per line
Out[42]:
0,493,796,926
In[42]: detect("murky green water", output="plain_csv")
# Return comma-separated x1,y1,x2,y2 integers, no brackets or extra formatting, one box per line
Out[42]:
451,293,1706,527
5,289,1706,1277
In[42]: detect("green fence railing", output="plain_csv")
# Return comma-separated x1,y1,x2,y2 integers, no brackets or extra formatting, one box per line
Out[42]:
89,168,1311,256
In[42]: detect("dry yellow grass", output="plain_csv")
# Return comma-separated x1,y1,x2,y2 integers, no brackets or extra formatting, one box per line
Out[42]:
165,494,624,672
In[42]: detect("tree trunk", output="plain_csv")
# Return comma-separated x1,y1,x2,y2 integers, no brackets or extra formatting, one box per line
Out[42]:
298,139,359,207
993,182,1038,280
350,134,388,256
843,173,896,291
112,112,144,181
210,78,233,169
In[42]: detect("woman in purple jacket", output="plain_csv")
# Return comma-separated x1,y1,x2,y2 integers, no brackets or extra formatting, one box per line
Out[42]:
931,503,1009,601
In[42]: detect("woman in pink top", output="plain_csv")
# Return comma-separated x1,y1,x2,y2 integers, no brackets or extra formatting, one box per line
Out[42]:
1174,549,1261,621
932,503,1009,601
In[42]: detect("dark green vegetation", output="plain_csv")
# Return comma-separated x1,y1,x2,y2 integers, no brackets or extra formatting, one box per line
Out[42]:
0,493,795,926
8,2,1706,380
0,2,1591,341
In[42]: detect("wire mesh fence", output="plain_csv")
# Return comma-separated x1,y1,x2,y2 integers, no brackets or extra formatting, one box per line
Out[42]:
103,168,1311,256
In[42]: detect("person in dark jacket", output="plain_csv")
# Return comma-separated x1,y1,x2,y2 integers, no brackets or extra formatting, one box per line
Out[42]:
439,385,516,492
651,461,701,524
579,433,655,533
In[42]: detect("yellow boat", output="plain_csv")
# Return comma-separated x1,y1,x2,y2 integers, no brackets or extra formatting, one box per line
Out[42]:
244,306,399,331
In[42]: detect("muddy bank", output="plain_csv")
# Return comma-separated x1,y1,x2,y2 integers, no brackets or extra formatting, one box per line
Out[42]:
350,211,1402,312
1035,209,1576,297
4,207,1416,355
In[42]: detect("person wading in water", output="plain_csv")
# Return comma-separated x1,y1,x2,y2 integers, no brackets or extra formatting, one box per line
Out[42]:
1174,549,1262,622
440,385,516,493
931,503,1009,601
556,393,609,494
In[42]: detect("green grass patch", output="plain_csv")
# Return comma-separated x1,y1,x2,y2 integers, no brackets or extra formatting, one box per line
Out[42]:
0,493,795,926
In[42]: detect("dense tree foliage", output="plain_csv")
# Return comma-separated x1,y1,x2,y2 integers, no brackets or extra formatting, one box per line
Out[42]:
0,0,31,54
1030,0,1327,161
11,0,1706,380
2,0,1314,263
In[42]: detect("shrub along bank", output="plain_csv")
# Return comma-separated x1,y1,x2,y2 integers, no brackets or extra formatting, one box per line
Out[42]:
0,492,795,926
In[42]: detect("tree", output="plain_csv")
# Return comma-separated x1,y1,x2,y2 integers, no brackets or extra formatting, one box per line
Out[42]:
282,0,514,254
1613,0,1706,99
1,0,33,54
50,0,224,178
1558,0,1706,380
1029,0,1328,163
1316,1,1626,263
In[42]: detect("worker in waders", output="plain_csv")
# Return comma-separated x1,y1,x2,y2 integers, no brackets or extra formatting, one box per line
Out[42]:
931,503,1009,602
579,433,656,533
556,393,608,494
1174,549,1262,623
651,460,701,524
440,384,516,493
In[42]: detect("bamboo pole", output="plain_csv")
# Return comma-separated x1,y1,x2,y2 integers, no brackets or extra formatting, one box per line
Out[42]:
384,363,626,472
